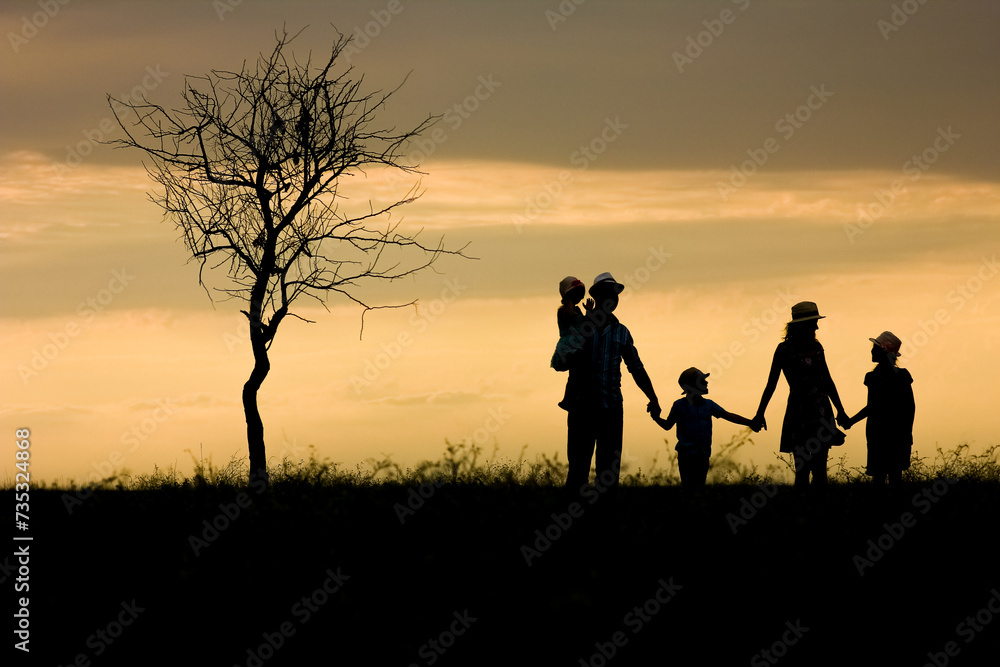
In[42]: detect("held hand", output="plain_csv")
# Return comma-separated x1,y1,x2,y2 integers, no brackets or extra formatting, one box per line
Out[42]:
836,411,851,430
647,399,661,418
752,415,767,432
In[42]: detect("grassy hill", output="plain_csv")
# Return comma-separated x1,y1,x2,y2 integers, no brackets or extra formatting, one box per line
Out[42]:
11,441,1000,666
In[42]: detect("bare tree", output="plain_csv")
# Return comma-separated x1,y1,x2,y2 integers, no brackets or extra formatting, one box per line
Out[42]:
109,28,469,487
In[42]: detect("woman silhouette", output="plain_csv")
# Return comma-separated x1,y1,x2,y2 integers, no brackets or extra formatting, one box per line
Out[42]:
753,301,850,488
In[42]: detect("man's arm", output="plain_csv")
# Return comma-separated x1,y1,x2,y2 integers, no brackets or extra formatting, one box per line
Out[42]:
621,330,659,414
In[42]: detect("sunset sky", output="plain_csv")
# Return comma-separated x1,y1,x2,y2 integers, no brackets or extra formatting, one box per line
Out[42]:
3,0,1000,485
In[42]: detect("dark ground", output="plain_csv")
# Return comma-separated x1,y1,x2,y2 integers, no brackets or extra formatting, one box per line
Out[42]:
10,479,1000,666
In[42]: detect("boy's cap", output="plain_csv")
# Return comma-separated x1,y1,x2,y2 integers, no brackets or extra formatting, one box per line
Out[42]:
559,276,584,297
789,301,826,323
589,272,625,296
870,331,902,358
678,367,709,391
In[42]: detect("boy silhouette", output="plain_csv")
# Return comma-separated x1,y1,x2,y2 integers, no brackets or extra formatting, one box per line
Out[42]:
651,367,757,488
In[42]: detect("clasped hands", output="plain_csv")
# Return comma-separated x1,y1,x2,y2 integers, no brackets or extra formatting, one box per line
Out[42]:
749,411,852,432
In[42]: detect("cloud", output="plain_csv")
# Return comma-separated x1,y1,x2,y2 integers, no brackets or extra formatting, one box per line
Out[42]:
125,393,233,412
3,2,999,178
363,389,511,407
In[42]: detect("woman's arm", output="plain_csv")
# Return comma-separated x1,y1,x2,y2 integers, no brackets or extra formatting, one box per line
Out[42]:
754,346,782,429
819,348,850,426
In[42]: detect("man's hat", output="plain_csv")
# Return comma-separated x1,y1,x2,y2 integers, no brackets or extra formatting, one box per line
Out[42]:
788,301,826,323
869,331,902,358
589,272,625,296
559,276,584,298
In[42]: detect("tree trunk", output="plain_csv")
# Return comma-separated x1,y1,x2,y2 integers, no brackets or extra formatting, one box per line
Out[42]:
244,327,271,488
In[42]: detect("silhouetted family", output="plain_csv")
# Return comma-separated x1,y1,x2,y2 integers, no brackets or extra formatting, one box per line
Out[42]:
552,274,915,490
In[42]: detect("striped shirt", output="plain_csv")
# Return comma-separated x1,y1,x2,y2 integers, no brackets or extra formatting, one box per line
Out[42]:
588,315,648,408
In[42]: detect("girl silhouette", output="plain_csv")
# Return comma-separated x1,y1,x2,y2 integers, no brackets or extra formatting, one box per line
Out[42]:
846,331,915,486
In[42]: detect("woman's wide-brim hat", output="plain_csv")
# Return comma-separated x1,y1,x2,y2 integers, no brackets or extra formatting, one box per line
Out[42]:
788,301,825,323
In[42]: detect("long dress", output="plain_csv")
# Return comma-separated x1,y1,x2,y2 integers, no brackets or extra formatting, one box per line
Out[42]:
864,364,915,475
776,339,839,454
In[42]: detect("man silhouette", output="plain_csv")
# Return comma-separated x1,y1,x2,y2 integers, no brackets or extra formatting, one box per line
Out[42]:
565,272,660,491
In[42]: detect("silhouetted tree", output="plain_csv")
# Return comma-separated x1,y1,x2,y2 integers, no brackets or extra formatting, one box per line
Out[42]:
110,28,468,487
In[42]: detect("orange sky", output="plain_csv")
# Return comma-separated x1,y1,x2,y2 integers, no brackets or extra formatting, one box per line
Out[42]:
3,1,999,484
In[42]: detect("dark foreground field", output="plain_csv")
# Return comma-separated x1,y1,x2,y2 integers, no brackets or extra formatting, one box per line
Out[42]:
12,471,1000,667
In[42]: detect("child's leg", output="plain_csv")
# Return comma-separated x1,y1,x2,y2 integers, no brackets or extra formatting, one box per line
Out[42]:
696,450,709,486
677,449,705,488
677,450,691,487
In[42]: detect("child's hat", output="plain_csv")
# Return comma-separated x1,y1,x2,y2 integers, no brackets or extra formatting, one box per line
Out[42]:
789,301,826,323
559,276,584,297
678,367,709,392
869,331,902,358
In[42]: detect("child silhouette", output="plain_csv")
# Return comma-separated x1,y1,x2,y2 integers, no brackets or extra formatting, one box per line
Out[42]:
552,276,593,409
650,367,758,488
846,331,915,486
